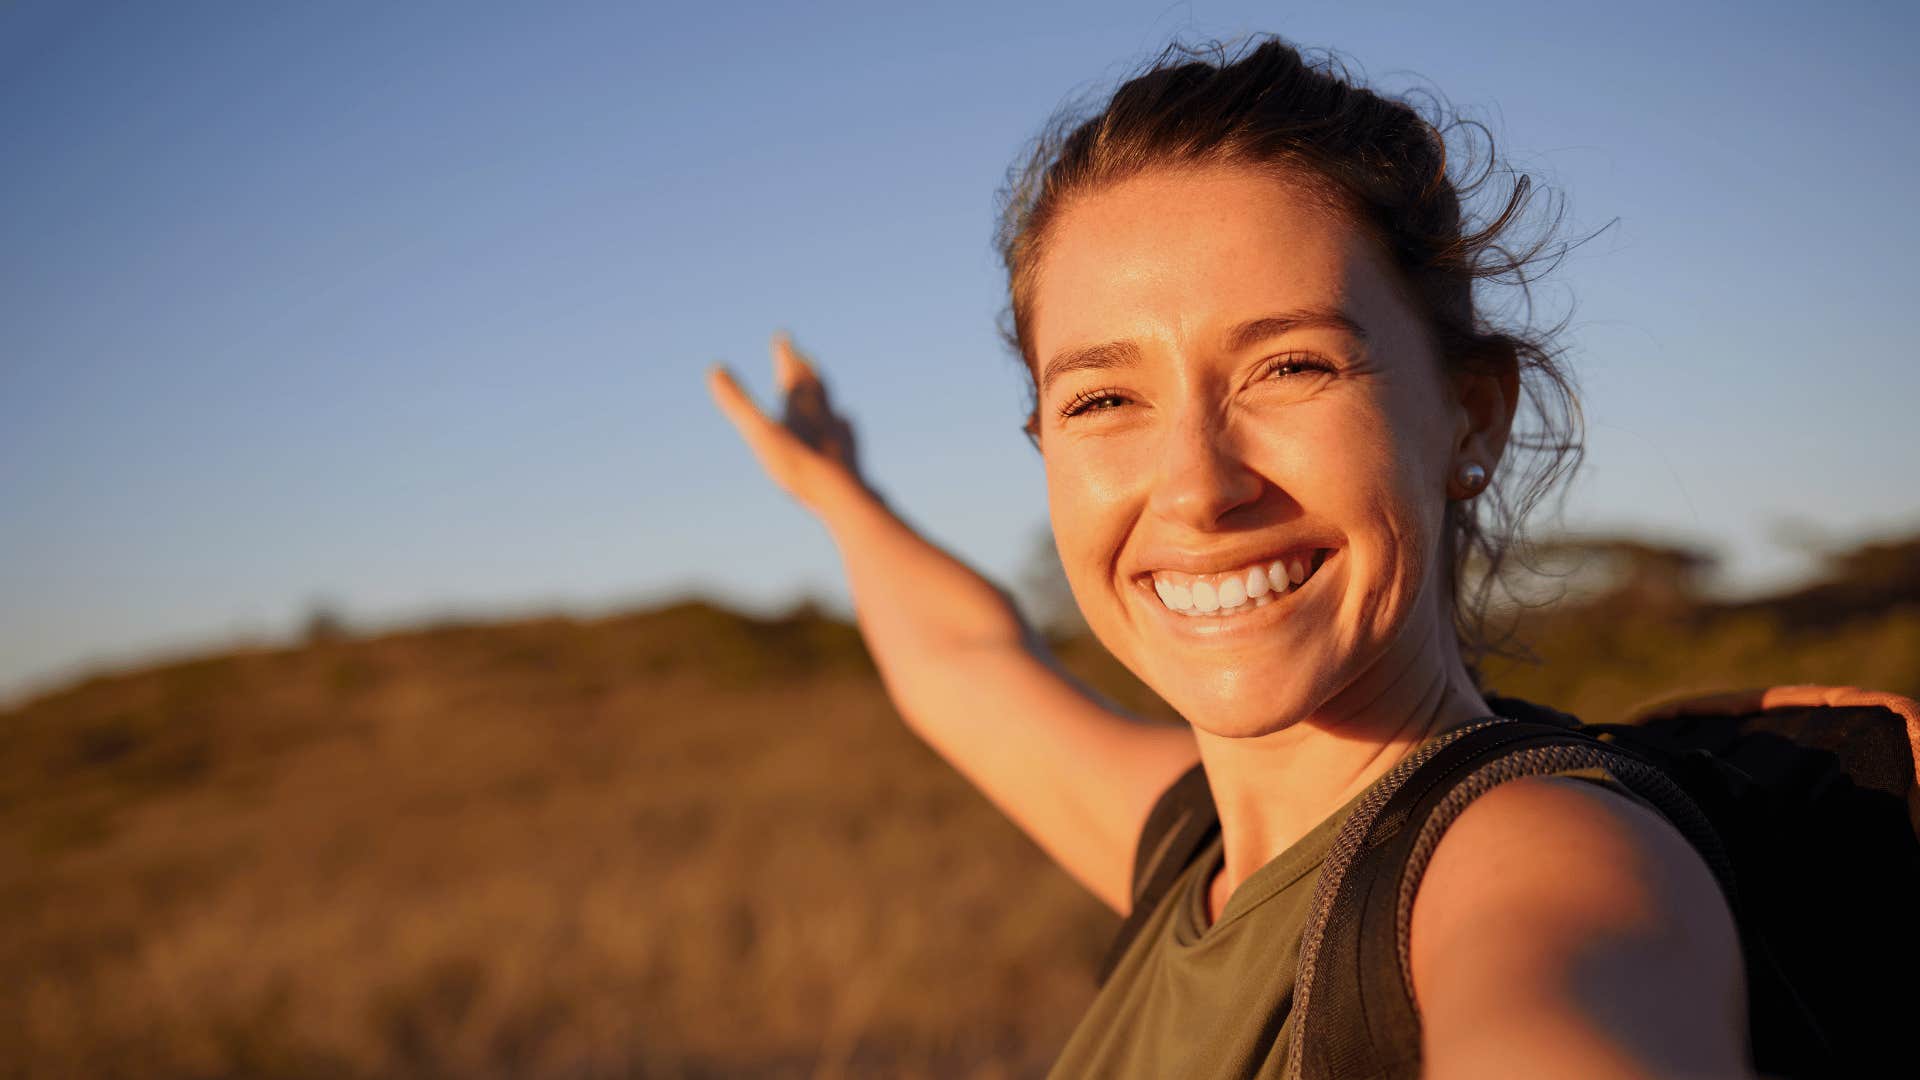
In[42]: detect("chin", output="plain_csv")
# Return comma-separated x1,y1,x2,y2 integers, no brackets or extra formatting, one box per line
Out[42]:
1183,705,1306,740
1139,658,1334,740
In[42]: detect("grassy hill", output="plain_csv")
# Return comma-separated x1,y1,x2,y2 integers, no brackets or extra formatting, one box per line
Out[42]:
5,546,1916,1078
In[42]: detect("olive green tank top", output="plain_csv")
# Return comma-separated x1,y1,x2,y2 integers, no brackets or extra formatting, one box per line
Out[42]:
1046,740,1653,1079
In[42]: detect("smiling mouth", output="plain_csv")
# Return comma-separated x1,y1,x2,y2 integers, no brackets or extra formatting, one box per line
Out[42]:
1144,548,1334,618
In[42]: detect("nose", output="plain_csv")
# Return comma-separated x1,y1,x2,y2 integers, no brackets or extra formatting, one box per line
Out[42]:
1145,410,1264,531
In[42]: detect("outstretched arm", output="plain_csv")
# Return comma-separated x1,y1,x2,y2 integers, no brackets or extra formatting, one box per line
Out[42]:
1410,777,1751,1079
707,335,1199,914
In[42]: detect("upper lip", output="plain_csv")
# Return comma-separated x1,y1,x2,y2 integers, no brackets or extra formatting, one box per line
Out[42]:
1130,541,1332,578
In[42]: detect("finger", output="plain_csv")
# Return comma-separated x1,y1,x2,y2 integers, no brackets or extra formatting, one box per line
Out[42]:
706,362,763,433
772,332,808,392
772,332,827,401
707,363,800,464
774,334,839,439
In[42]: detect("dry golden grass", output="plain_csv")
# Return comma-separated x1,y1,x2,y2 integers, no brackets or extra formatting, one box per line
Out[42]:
1483,601,1920,718
3,604,1119,1078
5,581,1916,1078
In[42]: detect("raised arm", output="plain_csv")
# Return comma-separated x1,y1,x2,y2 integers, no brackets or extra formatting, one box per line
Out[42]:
707,334,1199,913
1410,777,1751,1079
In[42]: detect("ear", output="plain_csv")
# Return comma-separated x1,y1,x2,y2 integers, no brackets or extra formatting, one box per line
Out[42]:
1449,342,1520,480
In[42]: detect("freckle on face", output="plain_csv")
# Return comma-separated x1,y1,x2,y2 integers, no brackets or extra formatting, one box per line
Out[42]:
1029,165,1461,737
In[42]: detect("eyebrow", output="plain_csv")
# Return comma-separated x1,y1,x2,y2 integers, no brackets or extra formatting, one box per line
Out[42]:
1225,308,1368,352
1039,308,1368,396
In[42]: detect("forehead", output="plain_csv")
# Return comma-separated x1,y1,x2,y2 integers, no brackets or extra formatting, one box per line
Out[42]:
1029,165,1408,359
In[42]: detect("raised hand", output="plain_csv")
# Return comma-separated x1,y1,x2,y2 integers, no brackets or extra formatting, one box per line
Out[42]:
706,331,1199,920
707,333,869,516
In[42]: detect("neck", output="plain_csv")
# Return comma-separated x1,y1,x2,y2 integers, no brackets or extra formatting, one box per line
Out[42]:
1191,620,1490,922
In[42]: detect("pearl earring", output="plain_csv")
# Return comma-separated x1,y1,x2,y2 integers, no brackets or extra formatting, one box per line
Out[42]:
1455,461,1488,496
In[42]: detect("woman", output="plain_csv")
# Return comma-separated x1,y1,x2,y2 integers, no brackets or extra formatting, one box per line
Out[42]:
708,38,1749,1079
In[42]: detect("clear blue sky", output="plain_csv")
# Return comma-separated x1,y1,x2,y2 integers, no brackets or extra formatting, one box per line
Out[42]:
4,0,1917,702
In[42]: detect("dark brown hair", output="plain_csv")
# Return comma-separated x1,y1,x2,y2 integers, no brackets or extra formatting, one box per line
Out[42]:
994,36,1584,672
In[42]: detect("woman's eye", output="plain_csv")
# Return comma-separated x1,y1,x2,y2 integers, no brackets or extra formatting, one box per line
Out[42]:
1059,390,1128,419
1261,353,1330,379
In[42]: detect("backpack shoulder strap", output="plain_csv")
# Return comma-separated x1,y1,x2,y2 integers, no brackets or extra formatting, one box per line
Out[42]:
1095,759,1219,985
1285,717,1736,1080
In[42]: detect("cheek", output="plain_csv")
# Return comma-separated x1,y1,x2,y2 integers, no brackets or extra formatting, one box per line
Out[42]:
1285,402,1406,521
1359,396,1455,615
1289,399,1442,613
1042,449,1128,588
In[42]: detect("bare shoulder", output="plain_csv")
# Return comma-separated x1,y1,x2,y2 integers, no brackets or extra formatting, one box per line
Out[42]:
1408,775,1752,1079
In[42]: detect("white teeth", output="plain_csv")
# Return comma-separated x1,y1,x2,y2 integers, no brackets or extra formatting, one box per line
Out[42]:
1218,576,1246,607
1147,549,1326,616
1190,580,1219,612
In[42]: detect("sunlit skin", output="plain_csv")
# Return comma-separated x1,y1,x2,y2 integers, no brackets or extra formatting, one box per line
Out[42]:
1027,164,1517,915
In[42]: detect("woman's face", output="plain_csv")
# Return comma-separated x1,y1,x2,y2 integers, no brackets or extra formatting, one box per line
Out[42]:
1029,165,1478,738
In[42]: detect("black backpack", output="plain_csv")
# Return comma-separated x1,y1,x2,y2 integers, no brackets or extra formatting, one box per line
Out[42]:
1097,686,1920,1079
